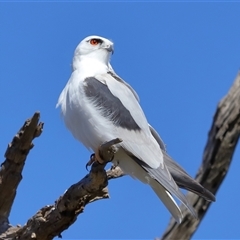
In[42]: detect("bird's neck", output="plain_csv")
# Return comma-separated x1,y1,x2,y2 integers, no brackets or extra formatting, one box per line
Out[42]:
72,56,109,77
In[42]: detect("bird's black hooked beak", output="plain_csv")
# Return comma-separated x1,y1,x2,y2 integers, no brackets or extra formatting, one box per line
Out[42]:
105,44,114,54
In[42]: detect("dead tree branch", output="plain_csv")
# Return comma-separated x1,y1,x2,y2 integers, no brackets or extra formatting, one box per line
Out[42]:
160,72,240,240
0,112,43,235
0,128,122,240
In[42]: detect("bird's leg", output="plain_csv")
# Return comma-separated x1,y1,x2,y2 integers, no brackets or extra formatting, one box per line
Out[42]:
85,146,105,170
94,146,105,164
85,138,123,170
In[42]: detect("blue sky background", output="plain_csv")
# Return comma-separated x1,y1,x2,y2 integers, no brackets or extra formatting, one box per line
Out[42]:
1,2,240,239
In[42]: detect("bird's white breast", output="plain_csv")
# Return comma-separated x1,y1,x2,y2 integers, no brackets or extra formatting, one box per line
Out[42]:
57,58,117,152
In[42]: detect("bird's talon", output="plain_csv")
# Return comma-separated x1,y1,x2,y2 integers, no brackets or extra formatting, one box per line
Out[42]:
85,154,96,171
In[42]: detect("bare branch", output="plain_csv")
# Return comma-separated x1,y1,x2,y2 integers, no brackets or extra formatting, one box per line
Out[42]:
107,165,125,180
161,72,240,240
0,112,43,234
1,138,121,240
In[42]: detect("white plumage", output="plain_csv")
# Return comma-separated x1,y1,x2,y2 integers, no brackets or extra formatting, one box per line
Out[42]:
57,35,215,223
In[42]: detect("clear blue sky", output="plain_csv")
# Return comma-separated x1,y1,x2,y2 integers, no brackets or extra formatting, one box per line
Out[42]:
1,2,240,239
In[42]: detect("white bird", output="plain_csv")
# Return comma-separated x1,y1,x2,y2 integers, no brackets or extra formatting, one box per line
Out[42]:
57,35,215,223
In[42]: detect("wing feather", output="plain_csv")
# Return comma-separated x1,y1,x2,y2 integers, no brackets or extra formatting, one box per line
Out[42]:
149,124,215,201
95,72,163,169
96,72,199,216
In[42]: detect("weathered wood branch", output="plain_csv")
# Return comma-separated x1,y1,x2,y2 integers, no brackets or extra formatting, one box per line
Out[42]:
0,127,122,240
160,72,240,240
11,163,109,240
106,165,124,179
0,112,43,235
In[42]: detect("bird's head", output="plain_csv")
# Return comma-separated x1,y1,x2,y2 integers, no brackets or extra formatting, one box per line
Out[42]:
74,35,114,65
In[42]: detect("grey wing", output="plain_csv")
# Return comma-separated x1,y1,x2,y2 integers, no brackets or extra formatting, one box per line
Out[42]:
149,124,215,202
98,73,199,216
83,77,141,131
140,158,197,217
107,71,140,102
94,72,164,169
163,152,216,201
149,124,167,152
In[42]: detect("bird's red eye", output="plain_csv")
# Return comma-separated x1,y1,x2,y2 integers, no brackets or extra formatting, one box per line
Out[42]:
90,39,99,45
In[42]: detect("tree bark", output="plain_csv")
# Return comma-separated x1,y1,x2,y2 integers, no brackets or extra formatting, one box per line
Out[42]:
160,72,240,240
0,112,43,236
0,72,239,240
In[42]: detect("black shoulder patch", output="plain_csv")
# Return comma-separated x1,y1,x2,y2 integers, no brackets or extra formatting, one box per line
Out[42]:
84,77,141,131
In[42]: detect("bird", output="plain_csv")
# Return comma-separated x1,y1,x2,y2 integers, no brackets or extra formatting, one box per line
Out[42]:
57,35,215,223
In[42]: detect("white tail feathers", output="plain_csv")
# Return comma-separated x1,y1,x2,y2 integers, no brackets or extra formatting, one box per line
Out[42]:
150,179,183,224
